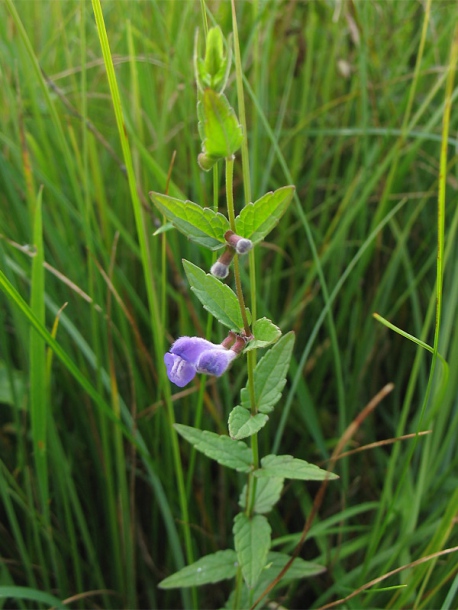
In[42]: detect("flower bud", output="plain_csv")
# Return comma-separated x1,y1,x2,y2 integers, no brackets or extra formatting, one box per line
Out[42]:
210,246,235,279
224,230,253,254
197,152,217,172
210,261,229,279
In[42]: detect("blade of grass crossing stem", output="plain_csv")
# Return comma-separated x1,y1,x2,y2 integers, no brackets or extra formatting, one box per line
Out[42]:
90,3,194,606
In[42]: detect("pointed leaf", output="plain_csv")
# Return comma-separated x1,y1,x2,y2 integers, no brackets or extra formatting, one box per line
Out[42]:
255,454,339,481
262,551,326,582
159,549,238,589
150,192,229,251
194,27,231,93
152,221,174,236
241,332,294,413
198,89,243,168
183,259,250,331
174,424,252,472
235,186,295,244
228,406,269,440
244,317,281,352
223,551,325,609
233,513,271,589
239,477,284,515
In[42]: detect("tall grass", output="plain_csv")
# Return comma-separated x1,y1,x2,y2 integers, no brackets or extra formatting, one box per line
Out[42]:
0,1,457,608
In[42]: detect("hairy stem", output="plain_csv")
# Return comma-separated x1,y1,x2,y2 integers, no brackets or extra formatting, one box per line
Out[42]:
226,156,251,335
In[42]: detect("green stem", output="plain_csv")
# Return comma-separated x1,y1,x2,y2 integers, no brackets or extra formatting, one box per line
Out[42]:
226,156,251,336
229,6,262,604
233,567,244,610
230,0,257,324
246,350,259,517
225,155,237,231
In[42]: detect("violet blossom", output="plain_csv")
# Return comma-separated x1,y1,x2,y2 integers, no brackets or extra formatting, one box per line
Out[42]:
164,335,244,387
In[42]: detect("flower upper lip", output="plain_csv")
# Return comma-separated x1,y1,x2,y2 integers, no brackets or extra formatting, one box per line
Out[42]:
164,336,240,387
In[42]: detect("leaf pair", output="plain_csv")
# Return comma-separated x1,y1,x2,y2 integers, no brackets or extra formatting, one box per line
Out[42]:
182,260,282,350
194,27,231,94
228,332,295,440
149,185,295,251
174,424,338,482
159,548,324,592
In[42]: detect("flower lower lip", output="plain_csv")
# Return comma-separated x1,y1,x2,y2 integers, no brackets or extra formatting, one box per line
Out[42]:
164,335,242,387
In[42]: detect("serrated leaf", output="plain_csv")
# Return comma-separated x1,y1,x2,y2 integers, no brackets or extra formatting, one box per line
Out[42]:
198,89,243,165
239,477,284,514
149,192,229,251
223,551,325,609
244,317,281,352
235,186,295,244
233,513,271,589
241,332,294,413
228,406,269,440
159,549,238,589
255,454,339,481
174,424,252,472
183,259,250,331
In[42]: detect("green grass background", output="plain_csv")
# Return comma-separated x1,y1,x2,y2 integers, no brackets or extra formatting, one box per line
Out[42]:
1,0,458,608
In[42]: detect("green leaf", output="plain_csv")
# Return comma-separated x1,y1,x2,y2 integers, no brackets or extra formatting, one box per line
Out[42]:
182,259,250,331
244,317,281,352
205,27,224,77
198,89,243,170
149,192,229,251
174,424,253,472
255,454,339,481
223,551,325,609
241,332,294,413
262,551,326,582
0,586,66,610
152,221,174,236
159,549,238,589
233,513,271,589
194,27,231,93
239,477,284,514
235,186,295,244
228,406,269,440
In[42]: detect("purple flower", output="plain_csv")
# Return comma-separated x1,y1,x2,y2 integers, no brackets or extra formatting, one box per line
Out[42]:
164,336,239,387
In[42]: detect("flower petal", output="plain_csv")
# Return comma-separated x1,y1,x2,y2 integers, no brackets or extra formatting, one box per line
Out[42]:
170,336,218,364
164,353,196,387
196,348,237,376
